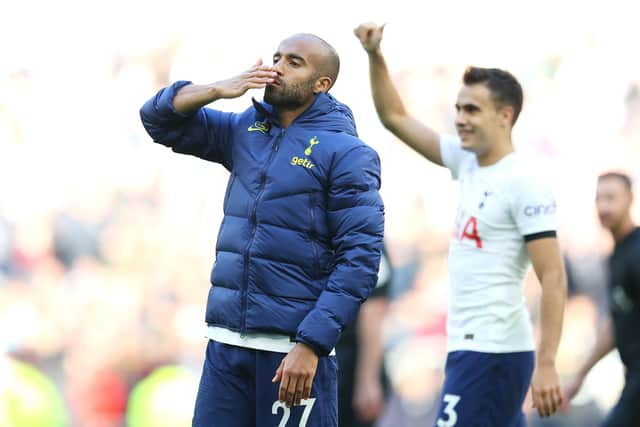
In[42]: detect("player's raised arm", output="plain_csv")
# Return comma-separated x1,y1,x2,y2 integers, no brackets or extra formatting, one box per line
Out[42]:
354,22,443,166
172,59,278,113
139,60,277,164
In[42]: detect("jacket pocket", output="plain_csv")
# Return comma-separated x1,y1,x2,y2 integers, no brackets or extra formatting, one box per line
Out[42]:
308,193,320,278
222,173,237,213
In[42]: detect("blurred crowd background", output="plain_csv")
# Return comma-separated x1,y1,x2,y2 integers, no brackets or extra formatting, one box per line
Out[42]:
1,1,639,426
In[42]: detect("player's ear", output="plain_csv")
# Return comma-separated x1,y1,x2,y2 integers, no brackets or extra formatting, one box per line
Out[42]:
500,105,514,128
313,76,332,94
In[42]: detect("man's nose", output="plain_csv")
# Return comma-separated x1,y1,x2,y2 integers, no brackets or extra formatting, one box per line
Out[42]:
272,60,285,75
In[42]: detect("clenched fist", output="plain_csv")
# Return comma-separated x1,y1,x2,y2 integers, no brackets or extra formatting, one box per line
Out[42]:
353,22,386,54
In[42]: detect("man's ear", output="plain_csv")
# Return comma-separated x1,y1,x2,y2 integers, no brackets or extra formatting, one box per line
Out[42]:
500,105,514,128
313,76,333,94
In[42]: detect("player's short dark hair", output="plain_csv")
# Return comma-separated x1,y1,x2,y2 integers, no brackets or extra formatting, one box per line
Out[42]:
294,33,340,90
598,171,633,192
463,66,523,126
315,36,340,87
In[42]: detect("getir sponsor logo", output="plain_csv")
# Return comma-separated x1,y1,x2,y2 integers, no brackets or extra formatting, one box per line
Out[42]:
290,156,314,169
290,136,319,169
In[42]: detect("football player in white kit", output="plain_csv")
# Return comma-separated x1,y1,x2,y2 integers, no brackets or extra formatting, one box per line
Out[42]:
355,23,567,426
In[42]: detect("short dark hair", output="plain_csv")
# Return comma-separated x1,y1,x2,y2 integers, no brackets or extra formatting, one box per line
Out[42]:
314,36,340,87
598,171,633,192
292,33,340,89
463,66,523,126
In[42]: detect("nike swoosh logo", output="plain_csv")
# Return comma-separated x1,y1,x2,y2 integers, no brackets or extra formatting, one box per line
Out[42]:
247,121,270,134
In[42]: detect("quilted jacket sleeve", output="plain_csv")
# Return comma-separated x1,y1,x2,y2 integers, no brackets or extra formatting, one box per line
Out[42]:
139,80,234,169
295,144,385,356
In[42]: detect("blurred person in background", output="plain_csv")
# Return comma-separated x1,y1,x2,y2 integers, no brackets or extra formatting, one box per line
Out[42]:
355,23,567,425
139,33,384,427
0,355,67,427
337,245,392,427
529,295,606,427
126,365,198,427
564,171,640,426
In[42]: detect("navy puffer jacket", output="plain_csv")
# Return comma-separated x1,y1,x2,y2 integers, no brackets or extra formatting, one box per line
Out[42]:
140,81,384,356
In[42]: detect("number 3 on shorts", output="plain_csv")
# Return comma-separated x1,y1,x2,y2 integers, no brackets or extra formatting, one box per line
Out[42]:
436,393,461,427
272,398,316,427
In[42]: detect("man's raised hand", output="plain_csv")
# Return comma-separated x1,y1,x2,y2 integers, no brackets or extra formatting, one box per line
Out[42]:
214,59,278,99
353,23,386,54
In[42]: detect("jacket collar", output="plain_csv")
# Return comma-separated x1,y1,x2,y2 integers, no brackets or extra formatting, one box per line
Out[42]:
251,93,334,127
251,93,356,136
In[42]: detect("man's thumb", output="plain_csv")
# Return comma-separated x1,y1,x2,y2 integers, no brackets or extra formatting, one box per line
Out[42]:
272,360,284,383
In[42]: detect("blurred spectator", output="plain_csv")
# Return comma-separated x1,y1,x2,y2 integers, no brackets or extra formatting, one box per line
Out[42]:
0,355,67,427
563,172,640,426
337,245,392,427
126,365,198,427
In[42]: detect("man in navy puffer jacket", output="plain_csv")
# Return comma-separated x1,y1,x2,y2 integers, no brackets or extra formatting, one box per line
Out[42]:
140,33,384,427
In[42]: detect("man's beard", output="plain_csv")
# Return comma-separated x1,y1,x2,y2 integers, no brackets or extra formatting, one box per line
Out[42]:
264,77,316,110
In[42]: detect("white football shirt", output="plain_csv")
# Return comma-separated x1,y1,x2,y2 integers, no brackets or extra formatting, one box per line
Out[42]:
440,135,557,353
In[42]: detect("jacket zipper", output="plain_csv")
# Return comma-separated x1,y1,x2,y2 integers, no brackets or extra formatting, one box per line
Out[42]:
240,128,284,334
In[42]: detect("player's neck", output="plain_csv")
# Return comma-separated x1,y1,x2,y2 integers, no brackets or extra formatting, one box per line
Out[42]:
278,109,303,128
476,139,514,167
276,97,317,128
612,217,636,244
